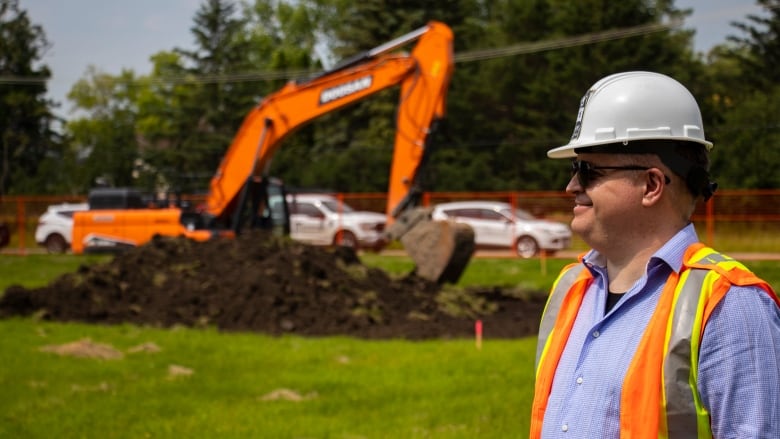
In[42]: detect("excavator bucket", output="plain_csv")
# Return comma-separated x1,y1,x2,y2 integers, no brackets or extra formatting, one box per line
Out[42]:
401,220,475,284
387,207,475,284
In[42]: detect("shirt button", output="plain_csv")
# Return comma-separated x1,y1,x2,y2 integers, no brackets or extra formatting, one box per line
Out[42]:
592,330,600,338
562,424,569,432
576,377,583,384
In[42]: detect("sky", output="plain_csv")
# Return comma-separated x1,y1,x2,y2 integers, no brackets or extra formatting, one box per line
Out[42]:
20,0,765,121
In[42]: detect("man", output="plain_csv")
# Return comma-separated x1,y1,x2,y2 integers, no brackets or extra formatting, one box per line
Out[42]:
530,71,780,438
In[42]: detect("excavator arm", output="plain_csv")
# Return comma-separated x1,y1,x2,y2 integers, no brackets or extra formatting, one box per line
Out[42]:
204,21,474,283
206,21,450,224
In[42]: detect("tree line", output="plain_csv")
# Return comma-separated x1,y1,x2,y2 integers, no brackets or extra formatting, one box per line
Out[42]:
2,0,779,197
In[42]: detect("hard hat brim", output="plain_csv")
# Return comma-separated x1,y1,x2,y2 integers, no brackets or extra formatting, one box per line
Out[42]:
547,137,714,159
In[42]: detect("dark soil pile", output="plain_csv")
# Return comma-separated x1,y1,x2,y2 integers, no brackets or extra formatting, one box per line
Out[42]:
0,232,546,340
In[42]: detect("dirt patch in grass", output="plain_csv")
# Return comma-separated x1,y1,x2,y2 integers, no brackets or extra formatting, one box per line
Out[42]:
39,338,124,360
0,232,546,340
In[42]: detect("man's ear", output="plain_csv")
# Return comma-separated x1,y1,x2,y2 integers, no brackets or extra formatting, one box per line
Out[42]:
641,169,666,206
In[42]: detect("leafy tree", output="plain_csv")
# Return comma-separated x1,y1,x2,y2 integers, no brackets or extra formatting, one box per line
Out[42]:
432,0,700,192
167,0,255,188
235,0,326,190
133,0,323,193
726,0,780,89
244,0,322,74
706,0,780,189
266,0,705,196
437,0,558,192
66,67,141,190
268,0,409,193
56,0,749,198
131,51,210,193
710,86,780,188
270,0,486,195
0,0,62,194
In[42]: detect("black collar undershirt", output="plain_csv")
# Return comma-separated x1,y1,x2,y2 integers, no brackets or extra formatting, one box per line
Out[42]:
605,291,624,314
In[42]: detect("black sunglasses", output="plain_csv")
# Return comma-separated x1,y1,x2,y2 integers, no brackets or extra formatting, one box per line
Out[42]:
570,160,668,188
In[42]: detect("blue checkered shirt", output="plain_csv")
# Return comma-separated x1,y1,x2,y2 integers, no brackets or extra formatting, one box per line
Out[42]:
540,223,780,438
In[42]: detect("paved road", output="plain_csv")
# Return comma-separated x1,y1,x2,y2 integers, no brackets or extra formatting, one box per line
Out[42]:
5,247,780,261
378,249,780,261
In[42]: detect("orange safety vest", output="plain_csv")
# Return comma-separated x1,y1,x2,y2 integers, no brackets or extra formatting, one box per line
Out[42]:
530,243,779,439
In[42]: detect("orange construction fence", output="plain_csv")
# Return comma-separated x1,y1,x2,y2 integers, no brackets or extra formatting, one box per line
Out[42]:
2,189,780,255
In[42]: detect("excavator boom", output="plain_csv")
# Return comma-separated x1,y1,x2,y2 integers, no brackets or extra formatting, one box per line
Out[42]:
204,21,474,283
206,21,450,224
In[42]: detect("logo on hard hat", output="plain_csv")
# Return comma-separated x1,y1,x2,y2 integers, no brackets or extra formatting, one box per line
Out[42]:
570,90,592,141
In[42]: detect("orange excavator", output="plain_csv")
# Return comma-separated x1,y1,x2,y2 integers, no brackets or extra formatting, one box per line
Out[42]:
71,21,474,283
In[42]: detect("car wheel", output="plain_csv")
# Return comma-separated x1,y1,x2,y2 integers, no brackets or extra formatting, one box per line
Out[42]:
333,230,358,250
515,236,539,258
45,234,68,254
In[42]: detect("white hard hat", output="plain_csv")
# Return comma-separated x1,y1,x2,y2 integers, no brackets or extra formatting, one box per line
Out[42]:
547,71,713,158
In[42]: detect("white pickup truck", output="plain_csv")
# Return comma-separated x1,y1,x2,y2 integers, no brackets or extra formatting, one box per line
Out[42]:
286,193,386,251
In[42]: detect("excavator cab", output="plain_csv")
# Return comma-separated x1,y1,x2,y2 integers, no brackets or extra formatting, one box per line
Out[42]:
254,177,291,238
226,176,291,238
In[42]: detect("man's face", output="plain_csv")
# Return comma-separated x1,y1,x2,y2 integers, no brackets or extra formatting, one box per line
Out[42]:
565,153,650,251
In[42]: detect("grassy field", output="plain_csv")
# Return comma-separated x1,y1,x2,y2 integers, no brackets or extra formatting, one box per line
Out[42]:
0,318,537,438
0,253,778,438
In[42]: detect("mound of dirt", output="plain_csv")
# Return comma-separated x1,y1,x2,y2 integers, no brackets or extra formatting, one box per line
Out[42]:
0,232,546,339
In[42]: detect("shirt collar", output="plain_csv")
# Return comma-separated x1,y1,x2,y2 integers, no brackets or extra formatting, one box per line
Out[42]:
581,223,700,274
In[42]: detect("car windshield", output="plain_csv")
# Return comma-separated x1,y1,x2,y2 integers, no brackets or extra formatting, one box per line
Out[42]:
321,200,355,213
498,207,535,221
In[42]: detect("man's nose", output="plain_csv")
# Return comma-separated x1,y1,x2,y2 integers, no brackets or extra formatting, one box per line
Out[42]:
565,174,581,194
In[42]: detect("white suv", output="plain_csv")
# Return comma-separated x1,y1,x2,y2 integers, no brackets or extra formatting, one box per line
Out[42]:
431,200,571,258
35,202,88,253
286,194,386,251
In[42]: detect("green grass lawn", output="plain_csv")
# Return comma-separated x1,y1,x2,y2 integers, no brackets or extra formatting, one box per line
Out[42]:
0,252,778,438
0,253,546,438
0,318,537,438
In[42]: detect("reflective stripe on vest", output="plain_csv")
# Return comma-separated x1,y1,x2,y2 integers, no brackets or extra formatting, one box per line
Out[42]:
661,249,728,438
531,243,778,439
534,262,585,372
